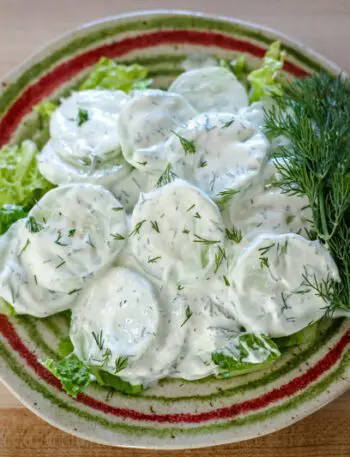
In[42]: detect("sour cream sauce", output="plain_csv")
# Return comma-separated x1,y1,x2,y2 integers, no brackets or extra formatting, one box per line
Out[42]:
0,70,341,386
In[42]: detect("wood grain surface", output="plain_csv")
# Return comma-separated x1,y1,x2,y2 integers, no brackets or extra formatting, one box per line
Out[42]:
0,0,350,455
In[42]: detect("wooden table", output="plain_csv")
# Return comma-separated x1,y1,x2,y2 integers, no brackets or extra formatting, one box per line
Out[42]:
0,0,350,455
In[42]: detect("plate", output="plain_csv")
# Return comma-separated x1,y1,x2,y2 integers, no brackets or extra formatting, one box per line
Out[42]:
0,10,349,449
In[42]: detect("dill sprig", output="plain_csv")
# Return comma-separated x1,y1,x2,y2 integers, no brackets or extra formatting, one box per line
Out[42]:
214,246,227,273
101,348,112,368
129,220,146,237
181,305,193,327
193,234,220,245
265,73,350,312
114,355,128,374
26,216,44,233
171,130,196,155
260,256,269,269
111,233,126,240
148,256,161,264
77,108,89,126
225,226,242,244
215,188,240,208
55,230,68,246
151,221,160,233
258,242,275,256
92,330,104,351
156,164,177,187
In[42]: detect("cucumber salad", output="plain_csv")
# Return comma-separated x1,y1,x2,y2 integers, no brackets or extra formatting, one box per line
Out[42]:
0,43,349,397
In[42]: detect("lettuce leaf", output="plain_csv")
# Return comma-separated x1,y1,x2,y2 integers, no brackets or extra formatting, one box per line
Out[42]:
247,41,285,102
274,322,319,349
79,57,152,92
0,204,29,235
33,101,58,148
0,298,16,316
34,101,57,125
58,337,74,357
43,354,93,398
90,367,143,396
0,140,53,208
212,333,281,378
219,55,248,81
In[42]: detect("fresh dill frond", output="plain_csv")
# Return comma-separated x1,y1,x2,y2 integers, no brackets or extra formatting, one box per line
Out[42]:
151,221,160,233
225,226,242,244
92,330,104,351
18,239,30,257
258,242,275,256
260,256,269,269
156,164,177,187
56,259,66,269
114,355,128,374
193,234,220,245
215,188,240,209
55,230,68,246
181,305,193,327
223,275,230,286
68,288,82,295
111,233,126,240
26,216,44,233
129,220,146,237
222,119,234,128
101,348,112,368
68,228,76,237
171,130,196,155
199,160,208,168
77,108,89,126
186,204,195,212
148,256,161,264
194,212,201,219
265,73,350,312
214,246,227,273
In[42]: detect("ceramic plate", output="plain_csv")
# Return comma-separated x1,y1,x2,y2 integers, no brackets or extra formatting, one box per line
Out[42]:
0,10,349,449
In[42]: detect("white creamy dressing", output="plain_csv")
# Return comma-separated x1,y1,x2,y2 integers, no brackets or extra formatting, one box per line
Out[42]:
228,233,339,337
38,90,132,190
130,180,225,283
0,73,342,386
117,89,196,171
165,112,269,198
20,184,127,294
0,220,77,317
169,67,248,114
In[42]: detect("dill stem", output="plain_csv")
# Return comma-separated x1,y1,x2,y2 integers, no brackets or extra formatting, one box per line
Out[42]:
318,189,330,242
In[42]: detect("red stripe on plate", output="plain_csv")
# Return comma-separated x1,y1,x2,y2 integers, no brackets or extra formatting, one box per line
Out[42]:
1,315,349,424
0,29,308,146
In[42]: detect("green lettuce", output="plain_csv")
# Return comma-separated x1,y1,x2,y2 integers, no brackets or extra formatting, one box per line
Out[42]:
0,140,52,208
58,337,74,357
34,101,57,126
247,41,285,102
0,298,16,316
91,367,143,396
43,354,93,398
274,322,319,349
44,350,143,397
79,57,152,92
0,204,29,235
220,55,248,81
212,333,281,378
33,101,58,148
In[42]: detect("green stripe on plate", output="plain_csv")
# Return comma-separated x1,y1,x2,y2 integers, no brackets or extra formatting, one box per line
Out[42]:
1,339,349,437
0,15,328,116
